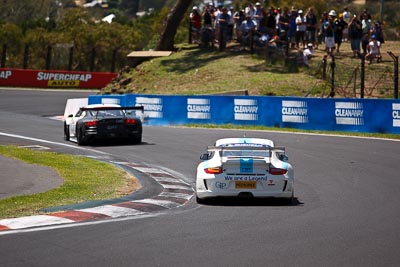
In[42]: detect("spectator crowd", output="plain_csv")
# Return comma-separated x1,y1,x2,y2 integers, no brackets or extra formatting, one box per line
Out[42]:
189,2,385,65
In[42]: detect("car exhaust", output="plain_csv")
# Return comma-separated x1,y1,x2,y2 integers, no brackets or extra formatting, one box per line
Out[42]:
238,192,254,198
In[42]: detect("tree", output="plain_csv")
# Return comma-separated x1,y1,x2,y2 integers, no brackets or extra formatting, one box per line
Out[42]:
0,0,75,25
156,0,192,51
120,0,139,18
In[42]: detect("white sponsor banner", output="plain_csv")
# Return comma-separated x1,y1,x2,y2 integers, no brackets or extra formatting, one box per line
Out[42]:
135,97,163,118
393,103,400,127
187,98,211,119
335,102,364,125
234,99,258,121
281,100,308,123
37,72,92,82
101,98,120,104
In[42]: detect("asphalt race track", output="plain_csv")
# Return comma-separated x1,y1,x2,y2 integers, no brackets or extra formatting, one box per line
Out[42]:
0,88,400,266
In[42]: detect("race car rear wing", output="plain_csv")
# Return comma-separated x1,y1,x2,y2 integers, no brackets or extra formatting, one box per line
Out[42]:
79,106,144,112
201,145,288,162
206,146,286,154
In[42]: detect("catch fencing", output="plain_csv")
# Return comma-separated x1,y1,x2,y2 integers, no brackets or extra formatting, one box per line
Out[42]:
314,53,399,99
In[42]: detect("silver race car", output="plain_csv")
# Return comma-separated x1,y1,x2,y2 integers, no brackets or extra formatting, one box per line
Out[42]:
196,137,294,203
64,104,143,145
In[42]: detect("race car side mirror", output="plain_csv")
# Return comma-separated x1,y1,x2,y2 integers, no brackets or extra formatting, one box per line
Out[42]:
279,154,289,162
68,114,73,118
200,153,210,160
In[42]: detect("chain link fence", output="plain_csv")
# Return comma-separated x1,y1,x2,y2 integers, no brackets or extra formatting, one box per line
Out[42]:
312,53,399,99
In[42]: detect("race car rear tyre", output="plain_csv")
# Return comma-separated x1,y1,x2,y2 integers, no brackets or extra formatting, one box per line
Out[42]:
76,128,87,146
132,134,142,144
285,191,295,205
196,195,208,205
64,123,70,141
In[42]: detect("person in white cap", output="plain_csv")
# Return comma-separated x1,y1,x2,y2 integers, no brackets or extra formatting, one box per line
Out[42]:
302,43,314,66
328,10,336,17
323,11,336,54
366,34,381,64
254,2,263,26
295,9,306,48
342,7,351,41
190,6,202,44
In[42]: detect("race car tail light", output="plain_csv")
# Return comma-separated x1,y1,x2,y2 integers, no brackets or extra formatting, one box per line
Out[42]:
85,120,97,126
125,118,137,124
269,167,288,175
204,167,223,174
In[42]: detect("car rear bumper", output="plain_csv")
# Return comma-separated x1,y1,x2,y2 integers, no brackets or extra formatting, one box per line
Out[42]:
196,189,294,199
196,177,294,199
85,128,141,138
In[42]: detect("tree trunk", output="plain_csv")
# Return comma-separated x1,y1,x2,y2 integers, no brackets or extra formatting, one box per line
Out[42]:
156,0,193,51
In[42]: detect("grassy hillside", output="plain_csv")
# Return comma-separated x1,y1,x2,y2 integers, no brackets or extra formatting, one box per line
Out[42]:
102,40,400,98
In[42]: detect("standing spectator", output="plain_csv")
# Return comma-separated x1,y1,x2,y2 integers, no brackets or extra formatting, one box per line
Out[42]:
361,8,371,20
253,2,263,26
288,7,298,49
348,13,362,58
258,8,269,36
323,10,336,54
372,20,384,44
342,7,351,41
213,3,223,44
278,7,290,44
305,7,317,48
259,7,276,36
200,4,215,48
227,7,235,41
275,8,281,36
202,3,213,28
334,13,347,53
233,9,246,41
217,7,230,51
207,2,215,14
246,3,256,19
295,9,306,49
361,13,372,54
240,14,257,50
190,6,202,44
317,11,328,49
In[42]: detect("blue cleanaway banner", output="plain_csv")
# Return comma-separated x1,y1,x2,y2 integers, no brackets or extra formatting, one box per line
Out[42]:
88,94,400,134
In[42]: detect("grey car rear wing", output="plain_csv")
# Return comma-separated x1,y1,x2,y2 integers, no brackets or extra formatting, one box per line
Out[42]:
80,106,144,112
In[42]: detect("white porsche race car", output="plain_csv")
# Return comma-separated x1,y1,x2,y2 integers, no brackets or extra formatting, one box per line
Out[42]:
196,137,294,203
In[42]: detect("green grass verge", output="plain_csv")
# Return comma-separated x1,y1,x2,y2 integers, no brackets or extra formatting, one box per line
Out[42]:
0,145,138,219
